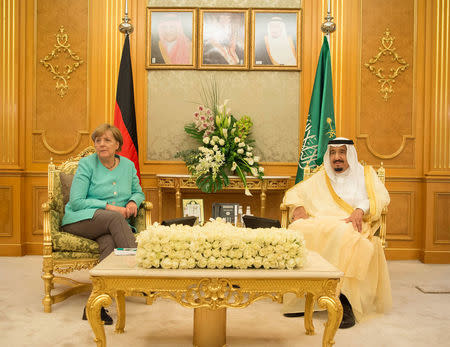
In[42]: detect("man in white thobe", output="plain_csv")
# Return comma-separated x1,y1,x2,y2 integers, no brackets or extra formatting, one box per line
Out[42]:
282,137,391,328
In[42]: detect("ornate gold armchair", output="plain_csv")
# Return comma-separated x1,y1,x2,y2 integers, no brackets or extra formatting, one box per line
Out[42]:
42,146,153,312
280,163,388,247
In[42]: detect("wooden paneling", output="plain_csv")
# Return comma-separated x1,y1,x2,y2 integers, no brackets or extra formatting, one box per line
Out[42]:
386,191,414,241
434,193,450,244
0,187,13,237
422,180,450,263
0,177,23,256
384,179,424,259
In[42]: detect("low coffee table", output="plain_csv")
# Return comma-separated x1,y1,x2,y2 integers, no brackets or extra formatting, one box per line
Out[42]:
87,251,343,347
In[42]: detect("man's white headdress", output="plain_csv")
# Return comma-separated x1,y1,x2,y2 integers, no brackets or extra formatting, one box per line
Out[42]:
323,137,363,183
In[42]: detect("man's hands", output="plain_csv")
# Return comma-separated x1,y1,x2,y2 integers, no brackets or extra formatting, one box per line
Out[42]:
291,206,309,222
106,201,138,219
343,208,364,233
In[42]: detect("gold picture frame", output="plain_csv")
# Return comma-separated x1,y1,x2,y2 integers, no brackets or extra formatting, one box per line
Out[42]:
198,9,249,70
251,9,302,70
182,198,205,225
146,8,197,69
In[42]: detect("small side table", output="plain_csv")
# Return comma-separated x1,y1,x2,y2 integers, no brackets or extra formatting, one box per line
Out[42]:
156,174,292,222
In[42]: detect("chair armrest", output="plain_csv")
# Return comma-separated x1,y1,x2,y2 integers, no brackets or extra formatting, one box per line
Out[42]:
141,201,153,230
280,203,289,229
380,206,388,248
42,201,53,259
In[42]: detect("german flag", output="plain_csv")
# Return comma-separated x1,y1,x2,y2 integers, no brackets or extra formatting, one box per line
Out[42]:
114,34,140,182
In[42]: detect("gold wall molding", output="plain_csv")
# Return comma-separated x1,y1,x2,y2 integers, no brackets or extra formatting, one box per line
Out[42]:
0,0,19,166
33,130,89,155
429,0,450,171
359,135,412,160
364,28,409,101
40,26,84,98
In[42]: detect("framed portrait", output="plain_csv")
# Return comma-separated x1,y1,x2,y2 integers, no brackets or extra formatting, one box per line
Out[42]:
199,9,249,70
182,199,204,225
251,9,302,70
146,8,197,69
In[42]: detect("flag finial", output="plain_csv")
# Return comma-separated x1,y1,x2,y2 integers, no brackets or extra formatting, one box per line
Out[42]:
119,0,134,35
321,3,336,35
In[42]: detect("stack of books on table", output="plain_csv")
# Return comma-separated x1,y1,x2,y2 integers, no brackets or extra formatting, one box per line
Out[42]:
114,248,137,256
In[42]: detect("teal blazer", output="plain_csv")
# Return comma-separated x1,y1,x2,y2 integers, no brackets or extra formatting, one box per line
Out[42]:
61,153,144,226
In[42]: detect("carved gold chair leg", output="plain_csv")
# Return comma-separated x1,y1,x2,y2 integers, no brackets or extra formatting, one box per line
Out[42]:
42,270,54,313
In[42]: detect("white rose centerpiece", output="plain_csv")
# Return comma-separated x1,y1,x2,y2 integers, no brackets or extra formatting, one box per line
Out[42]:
136,219,306,270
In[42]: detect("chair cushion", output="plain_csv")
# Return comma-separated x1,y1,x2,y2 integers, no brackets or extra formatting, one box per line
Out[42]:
59,172,74,207
52,251,100,260
51,229,100,254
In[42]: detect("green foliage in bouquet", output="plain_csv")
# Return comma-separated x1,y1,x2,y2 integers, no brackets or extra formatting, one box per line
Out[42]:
176,83,264,194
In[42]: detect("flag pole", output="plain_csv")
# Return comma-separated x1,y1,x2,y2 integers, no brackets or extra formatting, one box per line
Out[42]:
115,0,141,181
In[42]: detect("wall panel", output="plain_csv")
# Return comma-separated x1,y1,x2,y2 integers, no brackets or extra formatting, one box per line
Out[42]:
33,0,90,163
434,193,450,244
358,0,416,170
0,186,13,237
0,177,22,256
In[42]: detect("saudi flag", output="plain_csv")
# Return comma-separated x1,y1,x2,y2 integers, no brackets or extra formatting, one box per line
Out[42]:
295,36,336,183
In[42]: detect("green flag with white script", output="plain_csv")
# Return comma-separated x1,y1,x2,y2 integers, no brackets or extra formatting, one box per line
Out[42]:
295,36,336,183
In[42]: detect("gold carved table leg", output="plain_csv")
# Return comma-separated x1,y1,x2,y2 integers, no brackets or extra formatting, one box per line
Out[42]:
175,178,182,218
260,187,267,217
304,292,315,335
193,307,227,347
158,187,162,223
115,290,126,333
86,291,112,347
318,295,343,347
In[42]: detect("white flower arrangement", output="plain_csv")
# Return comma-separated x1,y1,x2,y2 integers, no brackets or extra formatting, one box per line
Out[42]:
136,219,306,270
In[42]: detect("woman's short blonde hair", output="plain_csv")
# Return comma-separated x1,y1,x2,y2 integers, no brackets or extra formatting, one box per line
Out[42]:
91,123,123,152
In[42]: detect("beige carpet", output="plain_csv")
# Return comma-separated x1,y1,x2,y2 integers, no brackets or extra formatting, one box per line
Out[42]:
1,256,450,347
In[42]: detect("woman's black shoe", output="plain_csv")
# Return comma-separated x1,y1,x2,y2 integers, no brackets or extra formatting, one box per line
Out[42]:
82,306,113,325
338,294,355,329
283,312,305,317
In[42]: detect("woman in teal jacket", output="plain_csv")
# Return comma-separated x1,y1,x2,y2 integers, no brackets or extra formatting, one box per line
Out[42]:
62,123,144,324
62,123,144,260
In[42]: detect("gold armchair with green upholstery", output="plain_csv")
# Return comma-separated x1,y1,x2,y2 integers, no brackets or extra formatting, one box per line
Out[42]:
42,146,152,313
280,162,388,247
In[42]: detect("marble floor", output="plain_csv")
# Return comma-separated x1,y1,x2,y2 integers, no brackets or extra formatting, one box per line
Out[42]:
1,256,450,347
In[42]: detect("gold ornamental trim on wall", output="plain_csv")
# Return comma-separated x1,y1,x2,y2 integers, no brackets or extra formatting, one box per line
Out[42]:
40,26,84,98
364,28,409,101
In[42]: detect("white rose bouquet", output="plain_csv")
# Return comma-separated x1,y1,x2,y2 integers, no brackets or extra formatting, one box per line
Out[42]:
136,219,306,270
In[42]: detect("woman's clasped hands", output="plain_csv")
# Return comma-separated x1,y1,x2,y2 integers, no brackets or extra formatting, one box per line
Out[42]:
106,201,138,219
